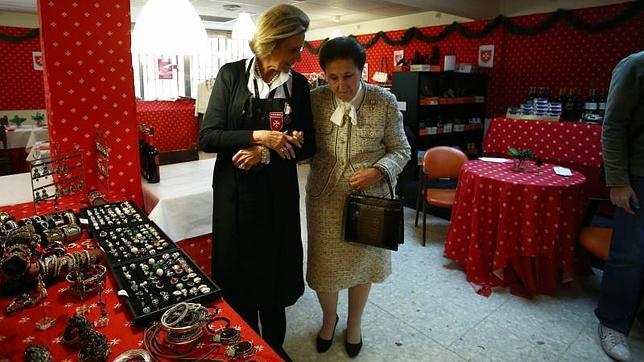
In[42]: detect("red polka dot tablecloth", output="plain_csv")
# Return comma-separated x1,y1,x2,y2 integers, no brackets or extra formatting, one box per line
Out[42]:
444,160,587,298
483,118,602,168
0,197,280,361
483,117,606,199
136,100,198,152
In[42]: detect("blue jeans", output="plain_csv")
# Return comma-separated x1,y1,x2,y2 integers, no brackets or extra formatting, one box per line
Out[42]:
596,177,644,335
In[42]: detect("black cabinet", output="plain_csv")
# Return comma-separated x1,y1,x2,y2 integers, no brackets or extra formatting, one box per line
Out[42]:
392,71,487,166
392,71,487,208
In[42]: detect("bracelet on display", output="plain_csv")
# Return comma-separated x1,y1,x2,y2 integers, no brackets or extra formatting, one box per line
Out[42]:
144,322,221,361
0,211,13,224
159,302,210,345
87,190,107,206
62,314,111,361
63,314,93,346
113,349,151,362
78,328,110,362
1,242,32,280
66,264,107,299
24,344,53,362
62,224,82,242
225,340,256,359
5,278,47,316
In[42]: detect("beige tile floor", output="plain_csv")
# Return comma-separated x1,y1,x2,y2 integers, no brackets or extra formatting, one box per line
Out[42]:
283,164,644,361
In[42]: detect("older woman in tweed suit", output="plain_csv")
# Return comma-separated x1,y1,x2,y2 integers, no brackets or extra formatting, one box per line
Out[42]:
306,37,410,357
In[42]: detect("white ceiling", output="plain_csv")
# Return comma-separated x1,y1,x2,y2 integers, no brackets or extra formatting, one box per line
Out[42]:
0,0,632,32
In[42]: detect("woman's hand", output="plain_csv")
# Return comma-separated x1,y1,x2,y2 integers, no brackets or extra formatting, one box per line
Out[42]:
232,146,263,170
252,130,302,160
350,168,384,191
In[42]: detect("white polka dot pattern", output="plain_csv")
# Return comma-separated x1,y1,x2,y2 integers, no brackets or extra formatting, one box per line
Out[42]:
136,100,198,151
0,26,45,110
483,118,602,168
444,160,587,296
294,3,644,119
38,0,142,204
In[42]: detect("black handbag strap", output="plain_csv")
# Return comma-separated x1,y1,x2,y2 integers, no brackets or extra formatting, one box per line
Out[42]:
355,173,396,200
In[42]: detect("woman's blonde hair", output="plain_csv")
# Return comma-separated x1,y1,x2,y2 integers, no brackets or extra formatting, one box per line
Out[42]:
249,4,309,59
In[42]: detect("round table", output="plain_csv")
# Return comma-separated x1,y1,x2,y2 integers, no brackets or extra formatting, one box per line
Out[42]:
444,160,587,298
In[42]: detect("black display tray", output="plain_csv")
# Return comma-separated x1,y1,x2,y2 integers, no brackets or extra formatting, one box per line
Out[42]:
109,248,221,327
92,222,178,266
80,201,147,233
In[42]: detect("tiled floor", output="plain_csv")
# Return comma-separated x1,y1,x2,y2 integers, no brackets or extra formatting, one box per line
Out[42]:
283,164,644,361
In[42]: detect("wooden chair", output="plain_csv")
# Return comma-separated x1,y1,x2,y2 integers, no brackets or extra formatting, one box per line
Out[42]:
415,146,469,246
159,144,199,165
0,125,12,175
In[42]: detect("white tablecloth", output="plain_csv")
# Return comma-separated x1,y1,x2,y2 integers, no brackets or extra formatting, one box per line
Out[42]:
26,142,51,162
141,158,215,241
0,173,33,207
5,126,49,150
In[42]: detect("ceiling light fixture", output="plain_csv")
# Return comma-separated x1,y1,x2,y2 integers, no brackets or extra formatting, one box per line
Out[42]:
232,12,256,41
334,15,341,23
132,0,208,54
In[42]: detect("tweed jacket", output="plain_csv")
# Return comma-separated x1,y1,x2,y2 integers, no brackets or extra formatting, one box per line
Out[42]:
307,83,411,198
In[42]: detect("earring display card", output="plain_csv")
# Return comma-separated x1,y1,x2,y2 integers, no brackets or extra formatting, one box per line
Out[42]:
92,222,178,266
80,201,146,233
30,151,86,211
109,248,221,327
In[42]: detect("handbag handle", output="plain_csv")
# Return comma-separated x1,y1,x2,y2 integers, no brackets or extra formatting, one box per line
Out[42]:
355,171,396,200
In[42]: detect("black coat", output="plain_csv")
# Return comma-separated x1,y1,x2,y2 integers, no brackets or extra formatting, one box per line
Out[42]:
199,59,315,310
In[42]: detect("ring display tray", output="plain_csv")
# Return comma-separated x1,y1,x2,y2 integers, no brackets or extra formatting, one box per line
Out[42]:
92,222,178,266
80,201,147,233
80,201,222,328
109,248,221,327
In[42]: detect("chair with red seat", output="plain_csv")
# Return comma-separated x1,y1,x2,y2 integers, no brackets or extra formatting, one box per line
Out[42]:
415,146,469,246
578,198,614,267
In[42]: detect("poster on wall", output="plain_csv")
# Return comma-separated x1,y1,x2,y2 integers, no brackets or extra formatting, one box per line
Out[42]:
32,51,43,71
157,58,174,79
478,45,494,68
393,50,404,66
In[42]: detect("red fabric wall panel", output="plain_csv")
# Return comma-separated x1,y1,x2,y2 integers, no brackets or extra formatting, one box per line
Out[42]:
37,0,142,204
294,3,644,118
0,26,45,110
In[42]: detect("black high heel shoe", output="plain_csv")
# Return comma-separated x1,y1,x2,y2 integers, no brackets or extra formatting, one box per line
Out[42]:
345,334,363,358
316,314,339,353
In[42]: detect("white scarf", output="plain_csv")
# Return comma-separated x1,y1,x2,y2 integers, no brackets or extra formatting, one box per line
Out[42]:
330,82,364,126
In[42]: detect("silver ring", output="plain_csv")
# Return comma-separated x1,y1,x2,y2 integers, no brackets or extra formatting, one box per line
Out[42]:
280,147,287,153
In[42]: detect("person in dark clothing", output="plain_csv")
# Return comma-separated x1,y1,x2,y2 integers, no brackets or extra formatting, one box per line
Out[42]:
595,50,644,362
198,4,314,359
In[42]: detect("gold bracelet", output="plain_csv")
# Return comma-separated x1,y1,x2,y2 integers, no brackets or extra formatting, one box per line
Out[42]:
260,146,270,165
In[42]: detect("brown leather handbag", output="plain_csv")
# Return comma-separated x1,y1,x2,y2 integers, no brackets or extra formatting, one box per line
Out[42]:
344,176,404,251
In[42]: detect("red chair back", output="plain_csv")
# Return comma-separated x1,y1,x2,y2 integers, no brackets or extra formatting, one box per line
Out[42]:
423,146,468,180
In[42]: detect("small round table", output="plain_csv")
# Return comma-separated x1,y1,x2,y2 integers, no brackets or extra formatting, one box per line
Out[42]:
444,160,587,297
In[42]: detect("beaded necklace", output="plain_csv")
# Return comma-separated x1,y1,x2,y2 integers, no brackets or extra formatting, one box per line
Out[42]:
254,59,280,86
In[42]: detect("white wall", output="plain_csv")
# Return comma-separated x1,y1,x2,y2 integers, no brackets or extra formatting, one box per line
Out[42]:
305,11,472,41
0,11,38,28
499,0,630,17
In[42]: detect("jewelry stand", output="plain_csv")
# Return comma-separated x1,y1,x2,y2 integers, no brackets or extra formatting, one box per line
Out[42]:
95,129,110,192
35,274,55,330
94,281,109,328
29,150,86,213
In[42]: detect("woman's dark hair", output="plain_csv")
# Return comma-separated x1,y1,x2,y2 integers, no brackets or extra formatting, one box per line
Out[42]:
318,36,366,71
